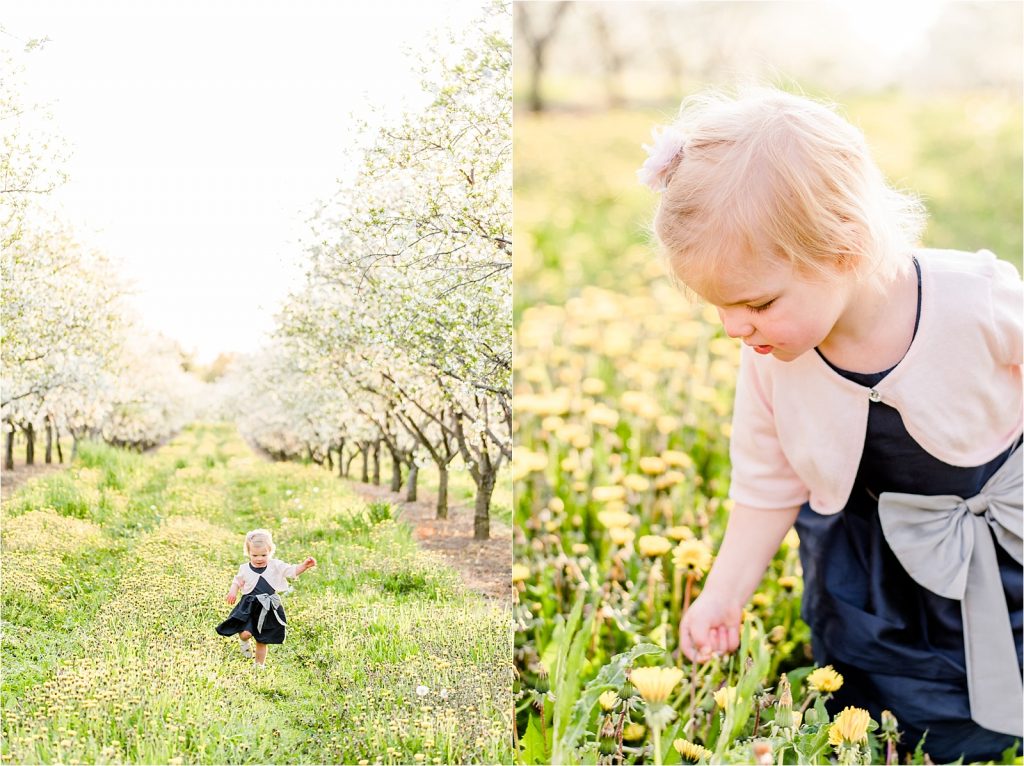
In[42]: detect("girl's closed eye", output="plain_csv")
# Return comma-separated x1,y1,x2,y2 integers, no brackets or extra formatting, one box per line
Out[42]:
749,298,776,313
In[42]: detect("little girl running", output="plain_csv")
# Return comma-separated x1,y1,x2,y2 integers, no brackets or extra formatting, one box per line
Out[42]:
639,86,1022,763
216,528,316,668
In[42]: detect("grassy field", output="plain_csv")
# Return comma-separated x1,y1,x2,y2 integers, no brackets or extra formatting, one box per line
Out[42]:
1,423,511,765
512,91,1022,764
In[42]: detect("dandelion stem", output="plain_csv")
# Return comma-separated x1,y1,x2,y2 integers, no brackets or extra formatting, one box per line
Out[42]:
651,722,663,766
798,691,817,716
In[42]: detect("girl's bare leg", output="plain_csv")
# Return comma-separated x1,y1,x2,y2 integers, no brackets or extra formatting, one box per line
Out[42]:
254,641,268,665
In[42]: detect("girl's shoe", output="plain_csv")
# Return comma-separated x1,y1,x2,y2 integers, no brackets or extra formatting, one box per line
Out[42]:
254,661,266,670
239,640,253,659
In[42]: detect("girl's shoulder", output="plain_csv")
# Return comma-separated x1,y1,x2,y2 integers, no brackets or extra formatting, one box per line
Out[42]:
917,247,1020,284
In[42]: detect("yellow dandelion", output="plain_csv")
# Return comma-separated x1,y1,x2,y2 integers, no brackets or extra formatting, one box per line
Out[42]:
674,539,713,575
637,535,673,558
609,527,636,546
622,722,647,741
593,485,627,503
665,525,694,541
512,447,548,481
629,666,684,704
750,592,771,608
674,738,713,762
541,415,563,432
581,377,606,395
597,509,633,529
778,575,799,591
655,470,687,490
828,706,871,746
713,686,737,709
511,564,530,583
656,415,680,434
807,665,844,693
598,691,618,711
622,474,651,492
571,543,589,555
586,403,619,428
639,456,667,475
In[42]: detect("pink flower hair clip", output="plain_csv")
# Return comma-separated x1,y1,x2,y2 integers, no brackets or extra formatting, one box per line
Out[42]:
637,126,686,192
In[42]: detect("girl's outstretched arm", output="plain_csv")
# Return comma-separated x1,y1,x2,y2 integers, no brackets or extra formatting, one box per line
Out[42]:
295,557,317,576
226,575,243,604
679,502,800,661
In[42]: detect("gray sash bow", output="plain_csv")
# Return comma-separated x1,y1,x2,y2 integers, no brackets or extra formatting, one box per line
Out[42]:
254,593,287,635
878,446,1023,737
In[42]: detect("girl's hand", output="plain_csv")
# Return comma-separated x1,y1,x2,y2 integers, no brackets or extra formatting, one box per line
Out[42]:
225,592,237,605
300,557,317,573
679,591,742,662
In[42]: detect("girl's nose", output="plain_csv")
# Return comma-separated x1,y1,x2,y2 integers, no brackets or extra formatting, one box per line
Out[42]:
717,307,753,340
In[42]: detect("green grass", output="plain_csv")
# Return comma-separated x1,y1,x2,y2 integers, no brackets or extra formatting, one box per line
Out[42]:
1,423,511,765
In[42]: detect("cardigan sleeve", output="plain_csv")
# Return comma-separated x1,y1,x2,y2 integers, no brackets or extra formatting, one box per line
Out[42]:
728,347,810,510
274,559,300,579
987,255,1023,366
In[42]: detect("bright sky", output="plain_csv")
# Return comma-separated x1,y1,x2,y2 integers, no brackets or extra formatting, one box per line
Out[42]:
3,0,483,363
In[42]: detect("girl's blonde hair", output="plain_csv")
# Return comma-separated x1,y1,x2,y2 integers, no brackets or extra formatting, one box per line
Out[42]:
650,85,926,286
244,528,275,556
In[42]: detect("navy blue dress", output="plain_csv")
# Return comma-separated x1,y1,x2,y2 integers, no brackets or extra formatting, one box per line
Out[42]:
795,260,1023,763
215,564,287,644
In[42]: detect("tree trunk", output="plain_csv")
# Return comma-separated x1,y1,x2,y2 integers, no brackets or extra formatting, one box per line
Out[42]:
406,461,419,502
25,423,35,466
71,434,79,462
337,439,346,477
360,445,369,483
389,446,402,493
45,419,53,464
4,424,13,471
436,464,449,520
325,449,333,472
54,425,63,463
474,471,496,541
371,440,381,486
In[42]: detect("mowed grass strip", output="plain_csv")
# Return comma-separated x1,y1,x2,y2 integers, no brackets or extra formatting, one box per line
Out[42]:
2,423,512,765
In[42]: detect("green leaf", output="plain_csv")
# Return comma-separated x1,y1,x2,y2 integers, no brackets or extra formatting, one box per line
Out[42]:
562,642,663,751
551,598,592,764
520,713,548,765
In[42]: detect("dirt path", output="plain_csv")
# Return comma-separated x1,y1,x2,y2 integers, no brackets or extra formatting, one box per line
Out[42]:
347,481,512,604
1,460,67,506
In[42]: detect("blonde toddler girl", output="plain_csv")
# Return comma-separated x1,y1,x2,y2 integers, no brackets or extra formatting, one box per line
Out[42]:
216,528,316,668
639,86,1022,763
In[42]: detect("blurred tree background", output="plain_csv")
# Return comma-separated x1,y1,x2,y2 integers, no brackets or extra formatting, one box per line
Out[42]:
513,0,1023,315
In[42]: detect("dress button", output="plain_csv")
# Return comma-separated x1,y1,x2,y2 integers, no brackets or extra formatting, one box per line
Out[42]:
868,388,881,403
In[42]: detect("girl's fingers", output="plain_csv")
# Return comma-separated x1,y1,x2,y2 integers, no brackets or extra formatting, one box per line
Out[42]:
727,625,740,653
679,622,697,661
712,627,728,656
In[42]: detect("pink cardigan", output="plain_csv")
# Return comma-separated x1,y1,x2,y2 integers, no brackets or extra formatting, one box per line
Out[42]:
728,248,1023,514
